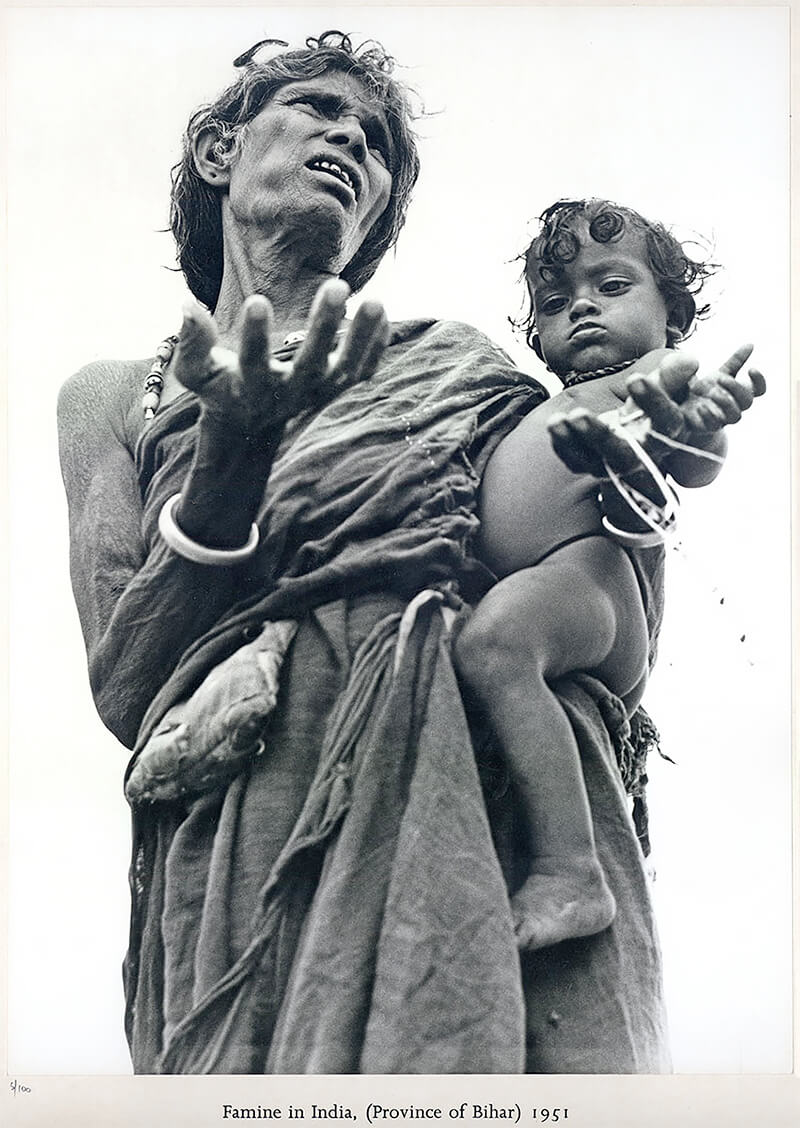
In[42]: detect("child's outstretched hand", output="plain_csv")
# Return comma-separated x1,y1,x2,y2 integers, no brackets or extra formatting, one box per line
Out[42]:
549,345,765,480
625,344,766,445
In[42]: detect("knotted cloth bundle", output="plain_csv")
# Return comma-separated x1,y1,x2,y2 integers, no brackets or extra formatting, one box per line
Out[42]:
126,620,298,802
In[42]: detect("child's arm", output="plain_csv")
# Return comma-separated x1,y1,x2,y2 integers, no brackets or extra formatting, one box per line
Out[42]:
546,345,765,536
623,346,765,488
548,345,765,485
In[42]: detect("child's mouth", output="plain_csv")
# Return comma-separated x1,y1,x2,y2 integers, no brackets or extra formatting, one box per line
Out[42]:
570,323,606,342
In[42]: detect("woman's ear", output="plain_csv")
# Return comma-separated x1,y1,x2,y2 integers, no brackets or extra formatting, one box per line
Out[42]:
192,127,236,187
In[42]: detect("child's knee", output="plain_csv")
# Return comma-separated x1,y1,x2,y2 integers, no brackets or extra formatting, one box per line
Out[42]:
454,593,535,692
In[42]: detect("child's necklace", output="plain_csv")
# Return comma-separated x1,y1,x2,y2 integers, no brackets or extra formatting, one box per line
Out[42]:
562,359,637,388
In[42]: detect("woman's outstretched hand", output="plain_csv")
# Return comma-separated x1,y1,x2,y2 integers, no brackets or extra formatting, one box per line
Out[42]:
173,279,388,443
167,280,388,548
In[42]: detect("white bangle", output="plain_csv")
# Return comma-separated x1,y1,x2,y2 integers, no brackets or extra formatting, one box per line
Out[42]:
600,513,669,548
597,411,679,546
158,493,259,566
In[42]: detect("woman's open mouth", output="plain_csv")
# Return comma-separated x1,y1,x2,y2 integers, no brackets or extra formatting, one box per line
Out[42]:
307,158,358,203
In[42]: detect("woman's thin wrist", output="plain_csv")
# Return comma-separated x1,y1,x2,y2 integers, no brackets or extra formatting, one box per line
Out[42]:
160,494,260,564
177,428,280,547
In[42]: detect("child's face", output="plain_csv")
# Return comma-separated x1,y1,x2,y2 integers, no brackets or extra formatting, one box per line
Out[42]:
529,225,670,376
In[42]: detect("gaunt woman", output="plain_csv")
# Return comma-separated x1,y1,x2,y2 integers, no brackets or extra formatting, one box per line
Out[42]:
58,33,754,1074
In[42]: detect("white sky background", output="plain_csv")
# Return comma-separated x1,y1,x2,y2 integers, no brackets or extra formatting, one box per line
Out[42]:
6,5,792,1077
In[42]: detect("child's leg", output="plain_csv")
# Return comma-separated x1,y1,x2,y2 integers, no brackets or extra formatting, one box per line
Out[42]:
454,536,649,951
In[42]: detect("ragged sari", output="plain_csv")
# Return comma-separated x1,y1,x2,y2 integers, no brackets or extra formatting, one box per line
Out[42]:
119,319,670,1074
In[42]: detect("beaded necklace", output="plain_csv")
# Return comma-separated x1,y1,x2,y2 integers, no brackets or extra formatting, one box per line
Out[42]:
562,358,637,389
142,336,179,421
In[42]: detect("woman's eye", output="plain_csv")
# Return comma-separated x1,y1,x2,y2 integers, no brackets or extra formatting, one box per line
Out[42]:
368,141,389,168
290,96,324,114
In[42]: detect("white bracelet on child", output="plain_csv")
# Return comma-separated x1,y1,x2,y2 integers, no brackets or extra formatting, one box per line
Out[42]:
599,507,669,548
158,493,260,566
595,406,679,548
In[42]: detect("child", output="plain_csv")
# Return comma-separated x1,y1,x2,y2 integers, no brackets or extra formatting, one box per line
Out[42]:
454,198,764,951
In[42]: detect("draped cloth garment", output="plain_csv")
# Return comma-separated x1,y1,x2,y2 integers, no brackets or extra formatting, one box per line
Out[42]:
120,320,670,1074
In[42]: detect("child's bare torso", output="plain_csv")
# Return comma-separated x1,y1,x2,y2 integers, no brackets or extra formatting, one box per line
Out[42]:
527,372,632,560
478,370,631,575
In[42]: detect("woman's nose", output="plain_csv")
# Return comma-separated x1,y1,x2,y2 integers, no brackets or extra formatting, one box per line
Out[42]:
324,119,367,164
569,293,600,320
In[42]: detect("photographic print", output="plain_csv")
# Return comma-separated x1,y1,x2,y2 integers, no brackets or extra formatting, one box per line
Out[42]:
4,3,795,1124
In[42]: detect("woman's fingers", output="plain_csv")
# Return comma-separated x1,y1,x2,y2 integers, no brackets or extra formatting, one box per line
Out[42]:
331,300,388,386
291,279,350,386
174,299,275,440
172,301,220,392
356,311,390,384
238,295,273,384
192,346,244,425
286,287,387,411
175,283,394,431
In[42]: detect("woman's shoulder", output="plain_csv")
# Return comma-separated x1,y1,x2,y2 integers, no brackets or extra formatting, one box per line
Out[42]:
59,356,149,405
58,357,151,451
389,318,549,401
388,317,503,351
388,317,537,372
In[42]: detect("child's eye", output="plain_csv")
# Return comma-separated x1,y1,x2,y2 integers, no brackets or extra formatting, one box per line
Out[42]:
599,278,631,294
539,295,568,315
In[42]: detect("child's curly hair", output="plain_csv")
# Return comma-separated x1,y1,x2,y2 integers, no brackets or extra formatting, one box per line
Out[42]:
517,198,717,361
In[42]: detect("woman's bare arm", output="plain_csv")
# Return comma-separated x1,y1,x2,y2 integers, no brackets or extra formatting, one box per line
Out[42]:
58,361,245,748
58,285,389,748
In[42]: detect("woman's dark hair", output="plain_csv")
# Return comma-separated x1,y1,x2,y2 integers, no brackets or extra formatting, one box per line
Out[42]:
517,198,717,359
170,31,421,310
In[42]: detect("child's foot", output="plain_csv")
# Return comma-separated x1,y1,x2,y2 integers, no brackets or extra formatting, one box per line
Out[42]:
511,860,616,951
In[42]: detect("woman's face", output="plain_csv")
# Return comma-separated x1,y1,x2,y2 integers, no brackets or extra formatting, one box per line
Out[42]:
225,71,394,274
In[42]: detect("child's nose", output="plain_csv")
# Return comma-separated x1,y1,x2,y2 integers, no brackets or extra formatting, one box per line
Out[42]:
569,293,600,320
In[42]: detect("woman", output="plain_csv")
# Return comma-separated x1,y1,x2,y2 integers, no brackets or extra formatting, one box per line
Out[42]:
58,32,747,1075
